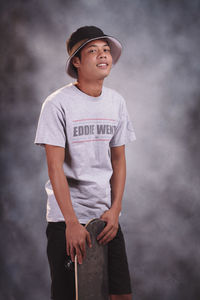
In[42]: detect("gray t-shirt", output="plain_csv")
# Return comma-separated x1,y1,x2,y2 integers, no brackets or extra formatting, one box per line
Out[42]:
34,83,136,223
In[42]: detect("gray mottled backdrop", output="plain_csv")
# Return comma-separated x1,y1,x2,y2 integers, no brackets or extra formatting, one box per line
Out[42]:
0,0,200,299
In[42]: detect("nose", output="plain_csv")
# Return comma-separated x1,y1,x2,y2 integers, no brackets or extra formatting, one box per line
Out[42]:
98,49,106,59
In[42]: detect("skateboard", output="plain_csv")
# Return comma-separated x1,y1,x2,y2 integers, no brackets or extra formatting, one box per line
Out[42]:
74,218,109,300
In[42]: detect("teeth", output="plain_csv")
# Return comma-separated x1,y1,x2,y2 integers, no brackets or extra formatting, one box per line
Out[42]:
97,63,107,66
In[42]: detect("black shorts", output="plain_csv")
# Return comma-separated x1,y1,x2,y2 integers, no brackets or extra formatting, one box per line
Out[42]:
46,222,132,300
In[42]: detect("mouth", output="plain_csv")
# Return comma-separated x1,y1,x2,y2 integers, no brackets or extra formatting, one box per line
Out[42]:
96,63,109,69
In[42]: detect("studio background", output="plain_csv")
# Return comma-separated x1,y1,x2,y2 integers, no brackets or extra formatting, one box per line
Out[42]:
0,0,200,299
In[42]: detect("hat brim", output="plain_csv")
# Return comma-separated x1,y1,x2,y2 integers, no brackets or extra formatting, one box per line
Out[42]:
65,35,122,78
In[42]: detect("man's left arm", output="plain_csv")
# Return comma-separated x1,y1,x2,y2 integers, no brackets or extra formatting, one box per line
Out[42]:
97,145,126,245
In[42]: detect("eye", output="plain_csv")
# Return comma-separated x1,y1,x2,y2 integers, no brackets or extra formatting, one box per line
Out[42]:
104,48,111,52
89,49,96,53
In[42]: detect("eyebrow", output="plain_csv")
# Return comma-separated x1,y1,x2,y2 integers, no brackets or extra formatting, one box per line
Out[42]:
87,43,110,48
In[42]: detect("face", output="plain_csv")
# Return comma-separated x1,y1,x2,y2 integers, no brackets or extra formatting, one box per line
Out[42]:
72,39,113,81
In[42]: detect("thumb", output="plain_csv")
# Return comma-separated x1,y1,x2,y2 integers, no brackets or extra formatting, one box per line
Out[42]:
100,213,108,221
100,211,107,219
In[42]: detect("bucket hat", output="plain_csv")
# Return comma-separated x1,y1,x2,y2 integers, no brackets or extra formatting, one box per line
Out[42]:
66,26,122,78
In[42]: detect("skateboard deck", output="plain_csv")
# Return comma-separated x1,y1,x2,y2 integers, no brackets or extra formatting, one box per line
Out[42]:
75,218,109,300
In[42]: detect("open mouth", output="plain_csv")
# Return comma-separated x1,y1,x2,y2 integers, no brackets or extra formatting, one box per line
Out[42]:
96,63,108,68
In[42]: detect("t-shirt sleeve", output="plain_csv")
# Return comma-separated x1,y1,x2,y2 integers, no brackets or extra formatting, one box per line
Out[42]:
34,99,66,148
109,98,136,147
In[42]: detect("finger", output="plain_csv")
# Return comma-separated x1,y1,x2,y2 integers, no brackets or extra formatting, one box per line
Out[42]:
86,232,92,248
99,231,112,245
70,245,75,262
75,246,83,264
102,233,115,245
97,228,111,241
100,228,117,245
100,214,107,221
97,224,113,241
80,240,86,259
66,242,70,256
99,228,113,244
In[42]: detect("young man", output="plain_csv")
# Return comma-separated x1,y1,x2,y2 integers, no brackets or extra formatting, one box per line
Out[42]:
35,26,136,300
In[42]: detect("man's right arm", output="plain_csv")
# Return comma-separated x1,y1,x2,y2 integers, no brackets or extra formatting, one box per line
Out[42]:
45,144,92,264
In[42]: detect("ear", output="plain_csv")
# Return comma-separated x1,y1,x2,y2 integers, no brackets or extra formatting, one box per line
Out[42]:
72,56,80,69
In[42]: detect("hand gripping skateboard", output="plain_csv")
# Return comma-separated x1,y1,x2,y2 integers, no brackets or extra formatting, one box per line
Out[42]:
75,218,109,300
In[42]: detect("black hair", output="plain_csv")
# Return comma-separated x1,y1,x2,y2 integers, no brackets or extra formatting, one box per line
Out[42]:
71,49,82,76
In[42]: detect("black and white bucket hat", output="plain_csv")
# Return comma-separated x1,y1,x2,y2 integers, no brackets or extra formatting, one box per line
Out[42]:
66,26,122,78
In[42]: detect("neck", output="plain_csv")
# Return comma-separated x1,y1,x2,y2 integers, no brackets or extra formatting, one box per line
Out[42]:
75,78,104,97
